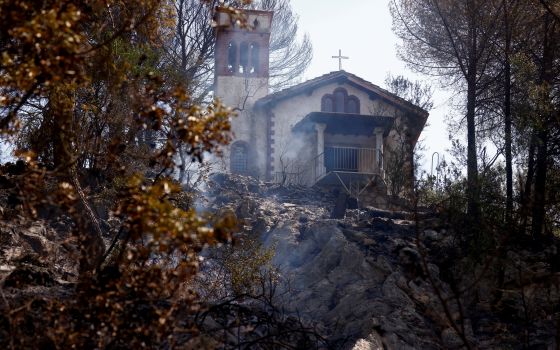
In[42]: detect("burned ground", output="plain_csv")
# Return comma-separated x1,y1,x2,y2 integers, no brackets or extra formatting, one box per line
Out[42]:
0,173,558,349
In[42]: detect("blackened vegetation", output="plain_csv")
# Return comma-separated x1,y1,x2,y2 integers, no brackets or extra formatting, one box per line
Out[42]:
191,291,329,349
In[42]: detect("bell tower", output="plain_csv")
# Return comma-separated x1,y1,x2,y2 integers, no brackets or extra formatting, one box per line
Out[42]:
214,8,273,108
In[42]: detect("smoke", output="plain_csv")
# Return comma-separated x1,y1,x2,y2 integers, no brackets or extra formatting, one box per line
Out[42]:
274,129,315,185
281,133,307,160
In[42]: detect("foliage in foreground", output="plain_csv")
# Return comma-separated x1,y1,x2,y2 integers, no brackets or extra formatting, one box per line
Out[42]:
0,0,254,347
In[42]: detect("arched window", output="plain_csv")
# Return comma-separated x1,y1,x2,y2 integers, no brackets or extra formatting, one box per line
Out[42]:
227,42,237,73
334,88,347,113
230,142,249,174
321,95,334,112
239,42,249,74
347,96,360,114
249,42,259,74
321,88,360,114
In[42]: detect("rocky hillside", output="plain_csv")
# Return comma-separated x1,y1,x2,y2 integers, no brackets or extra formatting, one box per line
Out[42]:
207,174,560,349
0,173,558,349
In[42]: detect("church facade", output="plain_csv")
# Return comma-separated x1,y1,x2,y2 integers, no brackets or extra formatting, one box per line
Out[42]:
213,8,428,203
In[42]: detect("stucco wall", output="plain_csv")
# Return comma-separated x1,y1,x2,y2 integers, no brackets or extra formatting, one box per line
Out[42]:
215,75,269,178
215,76,269,109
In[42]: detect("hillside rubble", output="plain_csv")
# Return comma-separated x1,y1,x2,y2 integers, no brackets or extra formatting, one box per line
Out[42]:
206,174,560,349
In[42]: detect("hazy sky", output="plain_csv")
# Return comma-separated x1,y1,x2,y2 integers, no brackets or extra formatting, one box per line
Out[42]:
290,0,453,171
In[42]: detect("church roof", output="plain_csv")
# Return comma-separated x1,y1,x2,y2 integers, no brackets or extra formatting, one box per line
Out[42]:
254,70,429,119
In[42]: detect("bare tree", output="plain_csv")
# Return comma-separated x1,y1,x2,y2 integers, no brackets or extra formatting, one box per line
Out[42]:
250,0,313,91
165,0,217,100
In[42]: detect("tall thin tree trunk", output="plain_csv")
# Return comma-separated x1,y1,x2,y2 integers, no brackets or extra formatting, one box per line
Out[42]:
532,130,548,240
531,13,554,241
48,86,74,168
466,12,480,229
72,167,106,275
504,67,513,224
504,0,514,226
495,2,515,305
466,76,480,222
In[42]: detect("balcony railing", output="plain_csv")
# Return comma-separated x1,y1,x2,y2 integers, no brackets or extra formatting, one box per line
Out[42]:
313,146,383,182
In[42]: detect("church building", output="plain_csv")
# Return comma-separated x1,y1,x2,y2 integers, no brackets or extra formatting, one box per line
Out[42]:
213,8,428,206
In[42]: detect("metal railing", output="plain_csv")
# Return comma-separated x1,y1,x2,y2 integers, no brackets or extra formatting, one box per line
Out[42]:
312,146,383,182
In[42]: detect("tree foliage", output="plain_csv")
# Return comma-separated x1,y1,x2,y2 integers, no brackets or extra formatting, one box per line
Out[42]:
391,0,503,228
385,74,434,112
0,0,244,347
392,0,560,244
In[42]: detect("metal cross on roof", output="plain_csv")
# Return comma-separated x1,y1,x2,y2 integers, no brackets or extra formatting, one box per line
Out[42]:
332,49,349,70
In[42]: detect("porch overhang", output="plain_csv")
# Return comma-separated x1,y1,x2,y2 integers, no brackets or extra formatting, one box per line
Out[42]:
292,112,394,136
